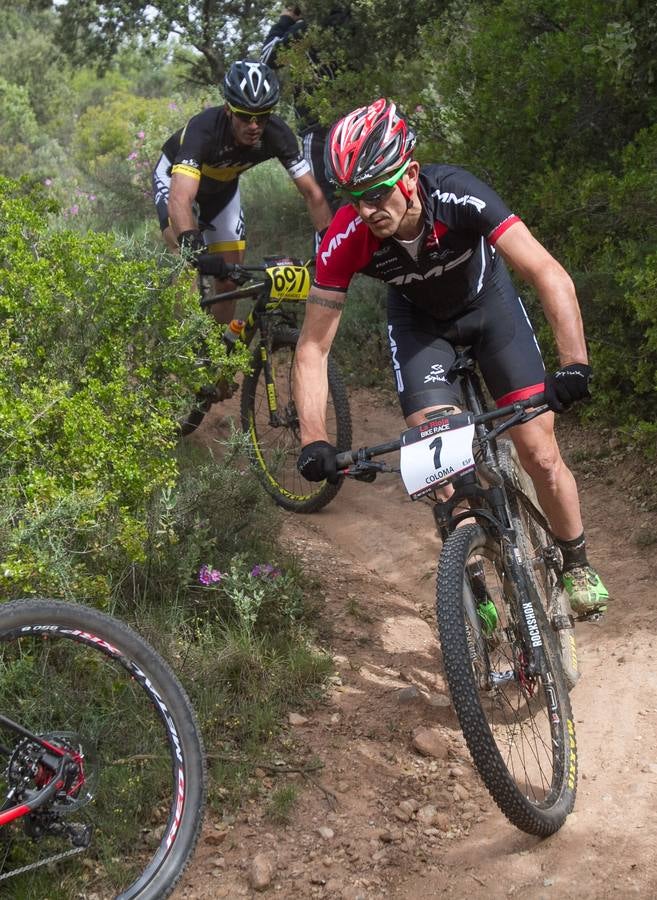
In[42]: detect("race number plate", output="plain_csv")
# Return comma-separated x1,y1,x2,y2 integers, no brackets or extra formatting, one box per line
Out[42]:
266,264,311,301
400,412,476,500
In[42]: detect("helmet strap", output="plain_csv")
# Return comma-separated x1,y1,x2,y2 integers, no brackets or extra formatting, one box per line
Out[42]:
397,177,413,209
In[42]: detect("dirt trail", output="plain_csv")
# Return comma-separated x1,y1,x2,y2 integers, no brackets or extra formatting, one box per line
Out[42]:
179,388,657,899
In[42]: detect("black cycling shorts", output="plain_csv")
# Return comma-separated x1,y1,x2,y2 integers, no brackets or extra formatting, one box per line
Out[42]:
386,261,545,418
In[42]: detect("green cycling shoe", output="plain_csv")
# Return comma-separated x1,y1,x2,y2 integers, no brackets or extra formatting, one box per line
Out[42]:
562,565,610,616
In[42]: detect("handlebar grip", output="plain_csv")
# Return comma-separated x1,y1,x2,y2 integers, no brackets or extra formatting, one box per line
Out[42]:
335,450,356,469
526,391,546,408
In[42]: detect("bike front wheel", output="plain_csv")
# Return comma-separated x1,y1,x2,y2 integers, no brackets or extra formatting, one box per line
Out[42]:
437,524,577,835
0,599,206,900
240,326,352,513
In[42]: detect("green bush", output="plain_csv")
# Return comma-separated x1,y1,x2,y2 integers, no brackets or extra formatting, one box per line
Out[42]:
70,89,209,231
0,175,249,601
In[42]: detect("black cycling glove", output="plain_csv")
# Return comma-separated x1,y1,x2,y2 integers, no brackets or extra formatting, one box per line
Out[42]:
544,363,592,413
178,229,205,267
197,253,232,280
297,441,338,484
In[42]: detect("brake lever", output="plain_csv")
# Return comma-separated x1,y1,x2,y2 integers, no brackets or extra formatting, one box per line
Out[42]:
339,461,398,482
228,266,253,287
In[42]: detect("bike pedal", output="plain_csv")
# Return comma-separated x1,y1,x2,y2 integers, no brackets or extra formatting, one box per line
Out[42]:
551,613,575,631
576,609,606,624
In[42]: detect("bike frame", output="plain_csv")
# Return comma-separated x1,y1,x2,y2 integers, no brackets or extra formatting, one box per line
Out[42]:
0,714,76,825
200,268,306,426
335,348,555,680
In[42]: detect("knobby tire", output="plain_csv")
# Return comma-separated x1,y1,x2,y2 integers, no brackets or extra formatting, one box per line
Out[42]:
240,326,352,513
436,525,577,835
0,599,206,899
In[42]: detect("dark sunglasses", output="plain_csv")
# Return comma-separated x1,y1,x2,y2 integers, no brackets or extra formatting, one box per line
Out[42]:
340,160,410,206
228,103,272,124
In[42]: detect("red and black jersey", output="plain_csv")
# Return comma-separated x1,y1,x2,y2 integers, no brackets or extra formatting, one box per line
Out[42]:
315,164,520,319
161,106,309,199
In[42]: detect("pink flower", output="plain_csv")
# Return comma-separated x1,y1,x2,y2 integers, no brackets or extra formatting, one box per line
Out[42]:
127,151,138,160
137,130,145,139
44,178,52,187
70,204,79,215
198,564,225,585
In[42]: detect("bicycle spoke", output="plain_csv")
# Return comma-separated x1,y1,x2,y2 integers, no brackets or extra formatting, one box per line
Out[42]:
0,601,205,899
241,328,351,512
438,525,576,834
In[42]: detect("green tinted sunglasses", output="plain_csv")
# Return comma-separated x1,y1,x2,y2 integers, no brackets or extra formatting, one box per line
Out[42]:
340,160,410,206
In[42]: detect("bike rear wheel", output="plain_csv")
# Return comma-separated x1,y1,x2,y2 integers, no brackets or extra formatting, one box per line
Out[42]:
437,524,577,835
240,326,352,513
0,599,206,900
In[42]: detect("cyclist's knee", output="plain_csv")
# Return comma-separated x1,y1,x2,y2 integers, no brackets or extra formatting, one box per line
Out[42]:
514,439,565,488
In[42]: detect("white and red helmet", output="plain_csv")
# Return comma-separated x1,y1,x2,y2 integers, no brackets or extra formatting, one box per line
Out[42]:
324,98,416,188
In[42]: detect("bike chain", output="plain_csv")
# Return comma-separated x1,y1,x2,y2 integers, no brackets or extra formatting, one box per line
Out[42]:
0,843,86,881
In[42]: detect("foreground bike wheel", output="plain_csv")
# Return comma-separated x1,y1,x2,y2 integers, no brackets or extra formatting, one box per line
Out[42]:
0,599,206,900
497,442,579,689
240,326,352,513
437,525,577,835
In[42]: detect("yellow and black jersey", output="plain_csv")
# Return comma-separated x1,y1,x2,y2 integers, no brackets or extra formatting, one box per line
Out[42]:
161,106,309,196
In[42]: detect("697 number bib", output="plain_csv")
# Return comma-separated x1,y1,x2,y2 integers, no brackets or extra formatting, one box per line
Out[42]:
266,264,311,301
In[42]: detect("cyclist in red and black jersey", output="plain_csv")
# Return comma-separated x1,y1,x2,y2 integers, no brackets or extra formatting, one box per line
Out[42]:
293,98,608,616
152,60,331,322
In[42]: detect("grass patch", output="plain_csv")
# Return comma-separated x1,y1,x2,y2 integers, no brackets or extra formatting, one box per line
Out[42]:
345,596,374,623
264,784,300,824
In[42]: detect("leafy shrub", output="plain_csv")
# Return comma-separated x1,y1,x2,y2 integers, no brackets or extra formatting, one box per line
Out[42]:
71,89,208,231
0,175,249,600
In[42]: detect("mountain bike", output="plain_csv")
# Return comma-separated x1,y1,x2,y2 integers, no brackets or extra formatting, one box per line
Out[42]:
181,257,352,514
0,598,206,899
333,349,578,836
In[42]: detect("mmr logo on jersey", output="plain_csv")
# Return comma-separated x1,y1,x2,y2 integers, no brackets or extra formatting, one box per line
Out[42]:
433,190,486,212
320,218,362,264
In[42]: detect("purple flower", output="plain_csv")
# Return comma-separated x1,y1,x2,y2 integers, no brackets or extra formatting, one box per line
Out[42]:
168,101,178,110
70,204,79,215
250,563,281,579
198,564,224,585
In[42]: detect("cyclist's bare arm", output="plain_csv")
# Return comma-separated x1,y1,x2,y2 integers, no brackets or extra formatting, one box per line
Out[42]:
495,220,587,366
292,172,333,232
293,285,346,444
168,171,200,238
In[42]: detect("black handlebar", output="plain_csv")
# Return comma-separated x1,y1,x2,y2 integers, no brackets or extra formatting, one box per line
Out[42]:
197,256,314,308
334,393,548,470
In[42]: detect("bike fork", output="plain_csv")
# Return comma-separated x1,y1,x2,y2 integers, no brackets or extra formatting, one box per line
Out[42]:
258,343,283,426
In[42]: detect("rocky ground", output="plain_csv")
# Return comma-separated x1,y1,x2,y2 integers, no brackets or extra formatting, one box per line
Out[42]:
177,387,657,899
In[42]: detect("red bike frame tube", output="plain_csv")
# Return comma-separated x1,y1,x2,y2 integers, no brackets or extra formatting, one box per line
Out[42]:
0,803,30,825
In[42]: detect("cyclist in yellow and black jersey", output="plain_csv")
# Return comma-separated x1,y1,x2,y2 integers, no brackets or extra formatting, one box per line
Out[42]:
152,59,331,322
